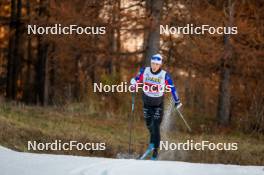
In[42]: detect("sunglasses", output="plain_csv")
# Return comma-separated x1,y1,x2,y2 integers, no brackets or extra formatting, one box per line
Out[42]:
151,56,162,61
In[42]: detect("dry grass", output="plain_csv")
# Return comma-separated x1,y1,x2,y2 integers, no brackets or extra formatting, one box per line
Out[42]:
0,101,263,165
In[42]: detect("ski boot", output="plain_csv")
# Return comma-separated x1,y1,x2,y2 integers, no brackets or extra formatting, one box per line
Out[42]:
139,143,154,160
150,148,158,160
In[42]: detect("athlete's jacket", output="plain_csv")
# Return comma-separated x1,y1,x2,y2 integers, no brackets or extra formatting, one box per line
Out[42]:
133,67,180,107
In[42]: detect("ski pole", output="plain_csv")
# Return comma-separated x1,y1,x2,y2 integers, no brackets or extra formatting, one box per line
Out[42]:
174,107,192,132
128,92,135,155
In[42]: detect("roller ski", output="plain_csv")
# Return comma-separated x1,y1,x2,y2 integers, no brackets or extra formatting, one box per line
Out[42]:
139,144,159,160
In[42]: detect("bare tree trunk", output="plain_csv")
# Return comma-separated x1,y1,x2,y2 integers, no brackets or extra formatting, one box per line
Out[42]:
185,69,192,108
167,33,173,64
6,0,16,99
23,0,34,103
89,61,96,84
217,0,234,125
6,0,22,100
113,0,121,74
217,62,231,125
49,43,55,104
107,0,120,75
74,53,81,100
144,0,164,66
35,0,49,106
43,46,49,106
36,38,49,105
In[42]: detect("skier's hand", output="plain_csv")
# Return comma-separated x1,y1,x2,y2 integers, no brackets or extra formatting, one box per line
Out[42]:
175,101,182,109
130,78,137,85
130,78,137,92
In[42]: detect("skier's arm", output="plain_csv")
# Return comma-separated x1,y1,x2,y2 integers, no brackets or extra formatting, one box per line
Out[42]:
131,67,145,85
165,73,182,108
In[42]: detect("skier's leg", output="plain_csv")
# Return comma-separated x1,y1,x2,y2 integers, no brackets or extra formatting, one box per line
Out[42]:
139,105,155,159
151,105,163,159
143,104,154,144
152,107,163,148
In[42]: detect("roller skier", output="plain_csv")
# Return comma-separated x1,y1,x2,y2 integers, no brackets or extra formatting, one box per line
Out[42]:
130,54,182,160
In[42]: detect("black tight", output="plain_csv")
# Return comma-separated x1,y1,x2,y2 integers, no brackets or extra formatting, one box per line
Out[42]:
143,104,163,149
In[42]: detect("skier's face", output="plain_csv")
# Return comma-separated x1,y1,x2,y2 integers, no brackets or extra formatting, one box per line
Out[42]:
151,62,162,72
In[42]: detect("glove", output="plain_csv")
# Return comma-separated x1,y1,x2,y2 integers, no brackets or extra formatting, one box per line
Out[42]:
175,101,182,109
130,78,137,85
130,78,137,92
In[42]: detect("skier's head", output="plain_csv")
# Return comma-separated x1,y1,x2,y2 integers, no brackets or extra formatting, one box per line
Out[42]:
151,54,162,72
